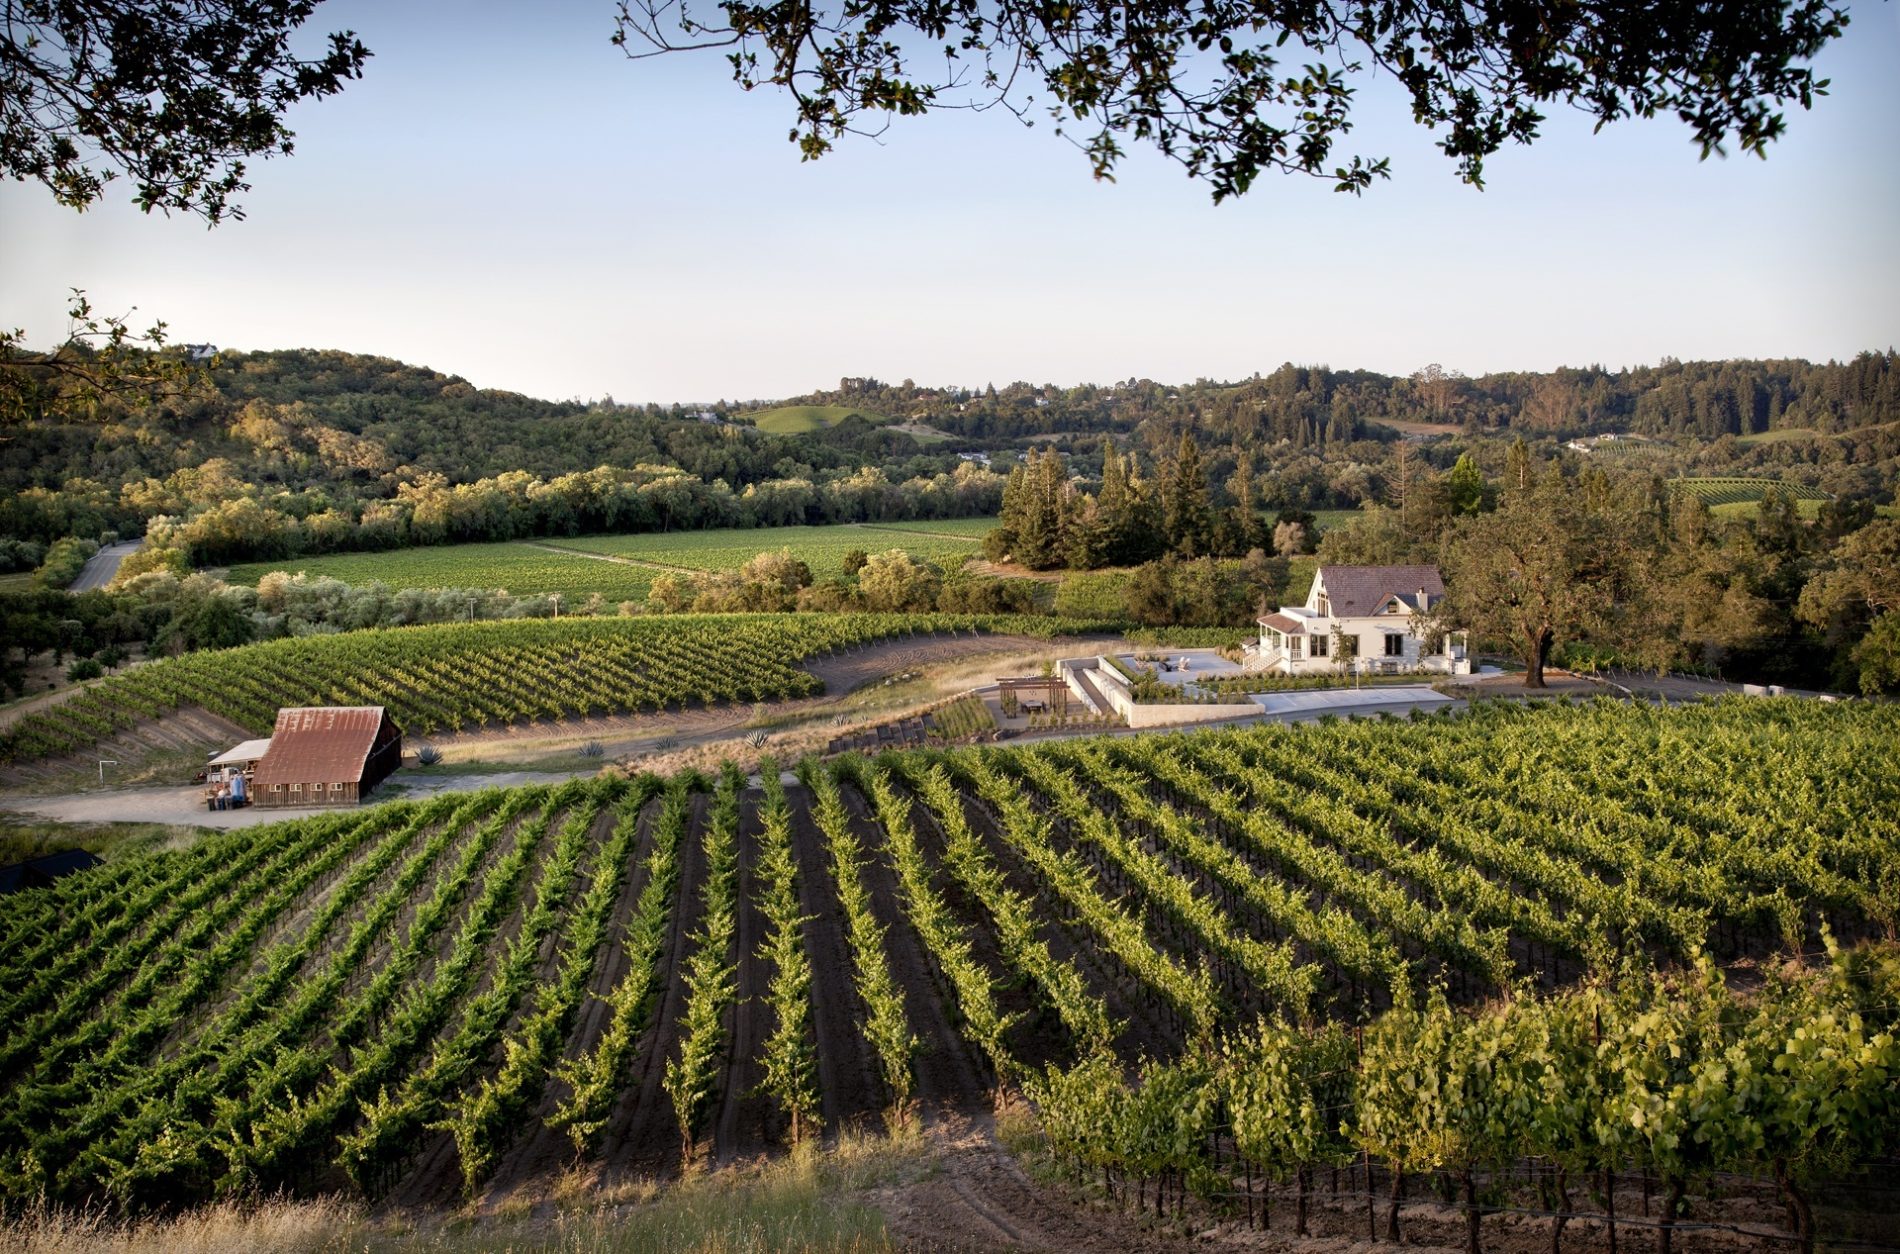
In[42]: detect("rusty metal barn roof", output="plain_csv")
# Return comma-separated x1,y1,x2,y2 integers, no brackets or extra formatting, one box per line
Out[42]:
252,707,392,787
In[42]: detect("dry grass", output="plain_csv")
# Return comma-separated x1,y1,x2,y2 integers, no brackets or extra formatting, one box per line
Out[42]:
0,1196,367,1254
0,1129,926,1254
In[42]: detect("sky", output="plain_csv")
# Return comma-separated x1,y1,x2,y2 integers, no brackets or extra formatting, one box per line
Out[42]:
3,1,1897,404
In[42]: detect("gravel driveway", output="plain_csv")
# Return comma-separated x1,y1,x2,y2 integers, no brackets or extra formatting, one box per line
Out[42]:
0,768,594,829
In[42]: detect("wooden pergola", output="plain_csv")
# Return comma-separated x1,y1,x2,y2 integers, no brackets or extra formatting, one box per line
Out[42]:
998,675,1070,717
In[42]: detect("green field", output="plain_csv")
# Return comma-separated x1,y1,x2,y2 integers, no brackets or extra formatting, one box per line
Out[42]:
1306,509,1359,532
547,521,987,579
858,517,999,540
743,404,899,434
1734,427,1821,446
222,521,1001,600
225,542,655,603
1709,498,1898,522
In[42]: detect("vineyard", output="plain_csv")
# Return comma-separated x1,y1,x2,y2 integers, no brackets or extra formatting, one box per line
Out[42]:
1667,477,1832,507
1,697,1895,1248
0,613,1110,765
225,541,659,603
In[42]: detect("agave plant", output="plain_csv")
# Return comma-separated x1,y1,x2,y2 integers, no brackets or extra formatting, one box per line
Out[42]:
745,730,769,749
579,740,604,759
416,745,443,766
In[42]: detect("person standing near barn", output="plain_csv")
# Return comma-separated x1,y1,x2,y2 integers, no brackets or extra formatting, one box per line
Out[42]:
228,771,246,808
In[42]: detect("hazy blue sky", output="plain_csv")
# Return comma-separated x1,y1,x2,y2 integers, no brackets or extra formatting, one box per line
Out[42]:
4,1,1896,403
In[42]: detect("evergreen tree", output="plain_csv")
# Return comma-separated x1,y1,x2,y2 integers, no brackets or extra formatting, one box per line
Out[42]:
1015,448,1068,569
1162,431,1214,558
1445,452,1487,516
1225,456,1265,555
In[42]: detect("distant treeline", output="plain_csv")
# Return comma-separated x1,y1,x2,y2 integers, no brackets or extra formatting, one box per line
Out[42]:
804,352,1900,444
4,347,1896,570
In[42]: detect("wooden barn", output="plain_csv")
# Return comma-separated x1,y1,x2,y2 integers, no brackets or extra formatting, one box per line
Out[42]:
252,706,402,807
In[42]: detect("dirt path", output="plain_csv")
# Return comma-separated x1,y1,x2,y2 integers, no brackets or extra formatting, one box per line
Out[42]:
410,633,1115,764
0,769,588,828
876,1119,1201,1254
519,542,694,574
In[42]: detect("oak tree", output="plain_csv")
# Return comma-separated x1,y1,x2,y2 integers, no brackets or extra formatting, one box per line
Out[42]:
613,0,1847,201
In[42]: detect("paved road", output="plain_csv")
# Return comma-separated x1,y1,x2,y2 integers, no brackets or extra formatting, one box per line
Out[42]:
0,768,593,829
68,540,142,591
1593,668,1841,703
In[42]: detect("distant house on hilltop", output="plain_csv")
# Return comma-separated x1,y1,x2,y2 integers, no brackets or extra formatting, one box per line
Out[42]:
1254,564,1469,675
252,706,402,807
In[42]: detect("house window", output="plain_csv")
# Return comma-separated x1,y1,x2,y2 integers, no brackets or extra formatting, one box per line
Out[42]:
271,784,283,793
330,781,344,792
289,783,301,794
1316,595,1330,616
1310,635,1329,658
1385,634,1406,657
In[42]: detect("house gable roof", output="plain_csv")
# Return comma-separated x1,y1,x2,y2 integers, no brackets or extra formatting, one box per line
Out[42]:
1256,612,1308,635
252,707,394,789
1314,565,1445,617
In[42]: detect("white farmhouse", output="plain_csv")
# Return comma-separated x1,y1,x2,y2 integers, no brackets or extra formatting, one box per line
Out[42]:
1253,564,1469,676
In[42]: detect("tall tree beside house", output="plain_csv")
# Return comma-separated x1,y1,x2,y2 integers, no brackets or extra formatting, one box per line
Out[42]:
1440,464,1646,687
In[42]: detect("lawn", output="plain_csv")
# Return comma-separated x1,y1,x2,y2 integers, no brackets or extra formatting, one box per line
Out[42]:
224,541,656,602
546,521,986,578
743,404,899,434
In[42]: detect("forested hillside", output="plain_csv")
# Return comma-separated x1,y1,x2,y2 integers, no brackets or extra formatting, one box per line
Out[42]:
807,354,1900,445
0,350,1004,559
